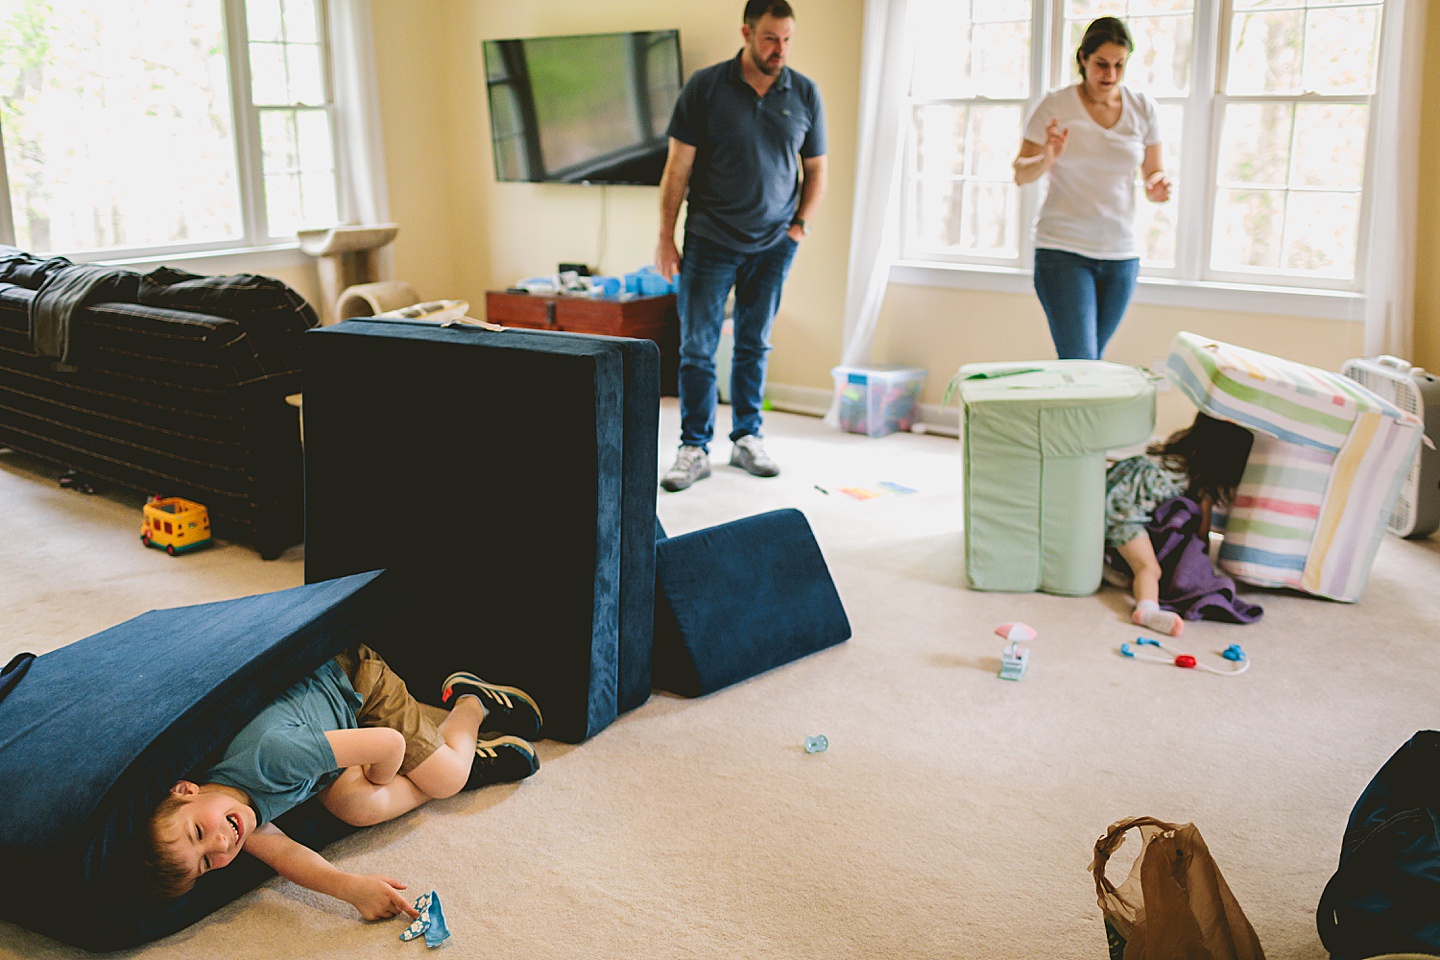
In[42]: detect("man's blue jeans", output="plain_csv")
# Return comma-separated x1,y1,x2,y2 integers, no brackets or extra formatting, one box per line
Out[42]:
676,232,799,450
1032,248,1140,361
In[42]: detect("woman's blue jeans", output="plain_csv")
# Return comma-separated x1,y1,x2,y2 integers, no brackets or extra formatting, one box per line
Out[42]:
1032,248,1140,361
676,232,798,450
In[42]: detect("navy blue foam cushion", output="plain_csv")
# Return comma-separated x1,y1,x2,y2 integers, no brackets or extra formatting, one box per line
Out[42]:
597,332,662,713
303,321,658,742
653,509,851,697
0,571,388,951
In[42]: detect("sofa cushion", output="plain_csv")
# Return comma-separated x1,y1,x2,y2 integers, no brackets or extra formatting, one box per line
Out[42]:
0,571,388,951
303,320,659,742
653,509,851,697
137,267,318,373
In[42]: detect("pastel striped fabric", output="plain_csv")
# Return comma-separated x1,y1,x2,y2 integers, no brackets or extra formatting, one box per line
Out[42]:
1165,332,1422,602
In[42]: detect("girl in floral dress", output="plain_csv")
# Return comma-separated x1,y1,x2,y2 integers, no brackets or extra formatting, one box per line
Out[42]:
1105,413,1254,635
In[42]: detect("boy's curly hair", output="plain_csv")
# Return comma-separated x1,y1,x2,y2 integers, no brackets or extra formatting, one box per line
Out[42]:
141,793,199,899
1148,412,1254,506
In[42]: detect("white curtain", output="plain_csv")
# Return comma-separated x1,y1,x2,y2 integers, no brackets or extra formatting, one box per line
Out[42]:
826,0,911,424
1362,0,1426,358
327,0,395,278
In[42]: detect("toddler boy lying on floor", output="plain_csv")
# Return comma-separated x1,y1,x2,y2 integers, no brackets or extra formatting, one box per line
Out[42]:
141,644,541,920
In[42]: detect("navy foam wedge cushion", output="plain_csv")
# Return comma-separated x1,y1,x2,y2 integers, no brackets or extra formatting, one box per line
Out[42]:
653,509,851,697
303,321,659,743
0,571,388,951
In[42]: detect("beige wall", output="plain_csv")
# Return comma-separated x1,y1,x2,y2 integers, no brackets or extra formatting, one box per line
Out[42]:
366,0,1438,436
1416,2,1440,376
366,0,862,401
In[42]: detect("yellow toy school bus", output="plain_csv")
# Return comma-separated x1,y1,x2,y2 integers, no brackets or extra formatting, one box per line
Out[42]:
141,497,213,555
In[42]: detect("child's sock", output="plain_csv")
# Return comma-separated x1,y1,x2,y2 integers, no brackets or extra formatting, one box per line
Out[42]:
1133,599,1184,637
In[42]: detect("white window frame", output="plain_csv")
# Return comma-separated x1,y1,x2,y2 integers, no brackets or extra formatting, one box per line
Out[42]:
0,0,358,272
893,0,1386,323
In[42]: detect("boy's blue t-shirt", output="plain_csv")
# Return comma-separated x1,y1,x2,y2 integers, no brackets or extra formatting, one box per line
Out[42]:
203,659,362,825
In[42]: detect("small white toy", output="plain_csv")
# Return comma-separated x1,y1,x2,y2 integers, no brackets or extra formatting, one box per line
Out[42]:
995,621,1035,681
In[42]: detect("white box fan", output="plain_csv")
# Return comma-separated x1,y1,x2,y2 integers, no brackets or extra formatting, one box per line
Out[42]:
1340,355,1440,538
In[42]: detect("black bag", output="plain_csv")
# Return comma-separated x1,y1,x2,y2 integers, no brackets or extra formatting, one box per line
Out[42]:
1316,730,1440,959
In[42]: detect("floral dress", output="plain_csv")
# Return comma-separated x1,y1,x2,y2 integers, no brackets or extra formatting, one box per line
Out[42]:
1104,455,1188,549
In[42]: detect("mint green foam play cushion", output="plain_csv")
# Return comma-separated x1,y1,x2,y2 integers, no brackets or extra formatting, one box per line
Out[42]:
956,361,1156,596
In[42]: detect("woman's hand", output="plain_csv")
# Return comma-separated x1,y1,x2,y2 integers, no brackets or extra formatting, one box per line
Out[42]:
1043,118,1068,165
341,873,418,922
1014,120,1067,185
1144,170,1172,203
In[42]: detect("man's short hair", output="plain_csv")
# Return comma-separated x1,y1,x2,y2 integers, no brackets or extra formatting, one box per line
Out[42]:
744,1,795,26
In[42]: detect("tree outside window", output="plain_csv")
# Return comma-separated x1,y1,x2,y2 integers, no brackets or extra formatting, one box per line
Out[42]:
0,0,338,259
903,0,1383,292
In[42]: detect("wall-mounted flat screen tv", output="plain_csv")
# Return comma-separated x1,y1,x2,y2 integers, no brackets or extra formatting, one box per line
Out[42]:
482,30,683,186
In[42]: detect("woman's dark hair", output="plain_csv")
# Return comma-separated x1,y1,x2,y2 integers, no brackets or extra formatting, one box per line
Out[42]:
1148,412,1254,506
1076,16,1133,79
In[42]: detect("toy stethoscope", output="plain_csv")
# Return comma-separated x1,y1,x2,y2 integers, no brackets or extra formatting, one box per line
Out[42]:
1120,637,1250,676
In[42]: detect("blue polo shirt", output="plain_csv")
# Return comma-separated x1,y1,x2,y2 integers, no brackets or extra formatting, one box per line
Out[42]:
667,52,826,254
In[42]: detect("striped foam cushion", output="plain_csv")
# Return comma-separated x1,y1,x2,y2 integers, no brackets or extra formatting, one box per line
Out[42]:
1165,332,1423,602
1165,331,1392,452
1218,433,1327,589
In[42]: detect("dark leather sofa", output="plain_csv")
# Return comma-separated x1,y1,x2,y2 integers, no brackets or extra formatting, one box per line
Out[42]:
0,248,316,558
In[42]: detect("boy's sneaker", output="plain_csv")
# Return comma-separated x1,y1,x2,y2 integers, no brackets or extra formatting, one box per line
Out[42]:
463,736,539,790
729,435,779,477
661,445,711,492
441,671,543,741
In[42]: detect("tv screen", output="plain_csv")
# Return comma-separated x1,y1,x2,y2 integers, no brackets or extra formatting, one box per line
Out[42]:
482,30,683,186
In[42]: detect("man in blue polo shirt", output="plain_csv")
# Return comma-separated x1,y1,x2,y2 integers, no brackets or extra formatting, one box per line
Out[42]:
655,0,827,492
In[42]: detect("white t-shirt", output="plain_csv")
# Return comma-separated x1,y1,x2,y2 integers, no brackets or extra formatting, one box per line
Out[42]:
1022,84,1161,259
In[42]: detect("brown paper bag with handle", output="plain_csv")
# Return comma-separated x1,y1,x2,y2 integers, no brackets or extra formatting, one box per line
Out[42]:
1091,816,1266,960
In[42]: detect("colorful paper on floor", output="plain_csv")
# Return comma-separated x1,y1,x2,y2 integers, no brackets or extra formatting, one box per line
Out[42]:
835,481,919,500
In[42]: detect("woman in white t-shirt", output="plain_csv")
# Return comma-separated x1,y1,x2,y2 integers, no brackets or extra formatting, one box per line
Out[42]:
1013,17,1171,360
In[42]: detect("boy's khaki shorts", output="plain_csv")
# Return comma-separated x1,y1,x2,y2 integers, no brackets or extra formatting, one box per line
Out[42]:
333,644,445,775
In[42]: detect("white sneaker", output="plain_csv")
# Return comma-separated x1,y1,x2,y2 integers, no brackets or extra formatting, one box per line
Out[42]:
661,445,711,492
729,435,779,478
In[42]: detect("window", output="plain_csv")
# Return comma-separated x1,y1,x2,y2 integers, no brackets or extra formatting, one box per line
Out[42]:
0,0,339,260
903,0,1387,295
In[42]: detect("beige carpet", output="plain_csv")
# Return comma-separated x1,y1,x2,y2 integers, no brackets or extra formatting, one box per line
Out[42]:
4,398,1439,959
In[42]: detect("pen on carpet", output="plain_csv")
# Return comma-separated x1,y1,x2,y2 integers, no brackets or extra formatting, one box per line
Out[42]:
814,485,829,495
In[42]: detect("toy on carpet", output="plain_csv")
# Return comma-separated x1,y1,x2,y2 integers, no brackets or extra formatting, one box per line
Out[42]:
399,890,451,948
58,470,96,493
1120,637,1250,676
995,621,1035,681
804,734,829,754
141,496,213,555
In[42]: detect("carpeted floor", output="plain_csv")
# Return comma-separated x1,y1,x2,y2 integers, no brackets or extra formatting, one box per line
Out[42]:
4,398,1439,959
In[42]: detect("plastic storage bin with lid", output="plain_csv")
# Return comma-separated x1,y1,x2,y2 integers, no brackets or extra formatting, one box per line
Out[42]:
831,364,926,437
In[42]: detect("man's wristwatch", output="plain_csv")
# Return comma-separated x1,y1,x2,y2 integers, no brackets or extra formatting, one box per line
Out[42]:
790,217,809,235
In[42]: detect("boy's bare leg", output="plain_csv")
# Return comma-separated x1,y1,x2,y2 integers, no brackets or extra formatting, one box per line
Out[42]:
400,694,484,799
320,767,431,826
320,697,484,826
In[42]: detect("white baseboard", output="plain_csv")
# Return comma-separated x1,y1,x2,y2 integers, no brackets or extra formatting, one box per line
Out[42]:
764,382,962,438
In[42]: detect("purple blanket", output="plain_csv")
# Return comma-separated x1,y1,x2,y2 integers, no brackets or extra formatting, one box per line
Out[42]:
1110,496,1263,623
